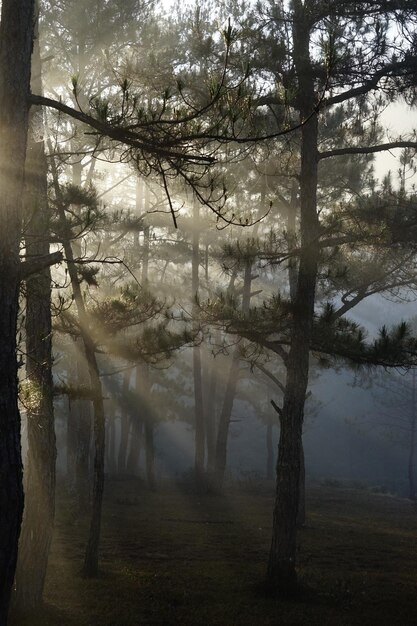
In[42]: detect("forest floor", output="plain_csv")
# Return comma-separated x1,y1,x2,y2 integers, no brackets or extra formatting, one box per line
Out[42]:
11,479,417,625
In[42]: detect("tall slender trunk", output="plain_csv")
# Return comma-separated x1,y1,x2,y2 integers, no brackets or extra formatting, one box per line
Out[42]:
212,260,252,490
134,363,155,488
50,158,106,577
266,414,274,481
66,392,77,486
267,3,319,593
297,441,306,527
106,407,117,476
74,381,91,511
126,405,142,475
408,370,416,500
118,370,132,474
287,181,306,526
192,201,205,483
205,352,218,473
138,180,155,489
145,416,156,491
14,19,56,612
0,0,35,620
66,373,78,489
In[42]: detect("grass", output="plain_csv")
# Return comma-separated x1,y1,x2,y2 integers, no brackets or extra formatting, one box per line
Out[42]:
11,480,417,625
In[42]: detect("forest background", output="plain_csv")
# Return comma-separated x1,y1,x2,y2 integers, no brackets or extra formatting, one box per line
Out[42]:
1,0,417,623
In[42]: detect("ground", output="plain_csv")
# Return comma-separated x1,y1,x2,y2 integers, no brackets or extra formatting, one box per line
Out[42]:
11,480,417,625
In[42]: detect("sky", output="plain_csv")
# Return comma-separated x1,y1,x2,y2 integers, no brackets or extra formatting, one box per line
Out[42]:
375,100,417,182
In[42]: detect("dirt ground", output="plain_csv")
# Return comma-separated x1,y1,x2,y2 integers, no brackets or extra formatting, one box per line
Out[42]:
11,480,417,625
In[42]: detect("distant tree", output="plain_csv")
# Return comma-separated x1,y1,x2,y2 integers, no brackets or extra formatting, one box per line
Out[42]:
357,367,417,500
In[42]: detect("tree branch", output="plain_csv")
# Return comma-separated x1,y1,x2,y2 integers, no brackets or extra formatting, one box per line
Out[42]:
324,57,417,108
318,141,417,161
20,250,63,279
254,362,286,393
29,94,215,164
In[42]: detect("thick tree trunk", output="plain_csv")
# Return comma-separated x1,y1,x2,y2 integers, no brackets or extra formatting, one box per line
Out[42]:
212,261,252,491
14,22,57,612
267,2,319,593
0,0,35,621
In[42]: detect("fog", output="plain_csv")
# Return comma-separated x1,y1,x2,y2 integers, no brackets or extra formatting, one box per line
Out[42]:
3,0,417,623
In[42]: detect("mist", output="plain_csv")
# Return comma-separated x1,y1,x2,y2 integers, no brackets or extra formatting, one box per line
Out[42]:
1,0,417,624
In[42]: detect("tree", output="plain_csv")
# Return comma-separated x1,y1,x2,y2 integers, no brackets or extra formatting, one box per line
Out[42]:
357,367,417,500
13,15,57,612
246,0,417,593
0,0,242,613
0,1,39,619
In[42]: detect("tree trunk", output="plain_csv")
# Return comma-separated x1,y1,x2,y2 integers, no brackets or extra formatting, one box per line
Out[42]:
13,20,57,612
118,370,132,474
267,2,319,593
0,0,35,620
106,408,117,476
66,388,78,489
297,441,306,527
287,181,307,526
205,354,218,474
266,414,274,481
192,201,205,483
138,181,156,490
408,370,416,500
126,407,142,475
74,384,91,512
82,352,105,577
212,260,252,490
71,148,92,506
145,419,156,491
49,151,106,577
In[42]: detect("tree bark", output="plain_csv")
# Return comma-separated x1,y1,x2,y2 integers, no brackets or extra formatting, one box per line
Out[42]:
212,260,252,490
408,370,416,500
13,17,57,612
47,136,107,575
74,379,92,512
106,407,117,476
118,370,132,474
192,201,205,483
126,404,142,475
205,353,218,474
66,393,78,489
297,441,306,527
0,0,36,620
267,1,319,593
266,414,274,481
145,416,156,491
